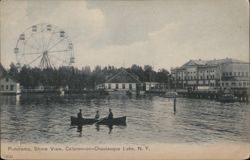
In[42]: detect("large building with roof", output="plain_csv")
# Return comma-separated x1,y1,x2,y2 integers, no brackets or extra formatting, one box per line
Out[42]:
100,68,142,92
170,58,249,93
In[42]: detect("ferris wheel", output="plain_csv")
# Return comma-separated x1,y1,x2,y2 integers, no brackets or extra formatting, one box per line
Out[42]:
14,23,75,69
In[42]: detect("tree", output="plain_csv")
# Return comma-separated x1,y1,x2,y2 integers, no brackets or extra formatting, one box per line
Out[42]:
8,63,18,80
155,69,169,83
7,63,170,90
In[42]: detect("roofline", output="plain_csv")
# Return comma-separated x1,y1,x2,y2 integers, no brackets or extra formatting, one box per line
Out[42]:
0,74,18,83
106,68,141,83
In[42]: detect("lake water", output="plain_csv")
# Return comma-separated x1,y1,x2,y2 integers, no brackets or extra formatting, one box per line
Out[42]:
1,94,249,145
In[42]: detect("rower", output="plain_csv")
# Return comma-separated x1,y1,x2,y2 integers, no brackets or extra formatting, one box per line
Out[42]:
107,108,113,122
77,109,82,119
95,110,100,120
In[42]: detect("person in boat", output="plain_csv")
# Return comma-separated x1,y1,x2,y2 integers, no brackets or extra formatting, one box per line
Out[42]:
77,109,82,119
107,108,113,122
95,110,100,120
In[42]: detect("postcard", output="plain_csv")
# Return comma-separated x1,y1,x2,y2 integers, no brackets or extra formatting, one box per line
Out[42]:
0,0,249,159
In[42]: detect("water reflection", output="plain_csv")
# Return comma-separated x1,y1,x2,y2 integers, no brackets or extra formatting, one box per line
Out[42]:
1,94,249,144
95,124,100,132
108,125,113,134
94,124,113,134
77,125,83,137
0,95,20,106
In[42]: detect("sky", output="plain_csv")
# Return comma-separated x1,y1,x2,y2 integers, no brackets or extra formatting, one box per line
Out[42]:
0,0,249,71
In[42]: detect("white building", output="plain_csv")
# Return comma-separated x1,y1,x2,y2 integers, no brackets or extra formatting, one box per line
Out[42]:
0,64,21,94
0,76,21,94
103,68,142,92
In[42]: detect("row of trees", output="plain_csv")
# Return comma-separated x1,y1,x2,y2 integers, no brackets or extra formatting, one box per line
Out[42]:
7,63,170,89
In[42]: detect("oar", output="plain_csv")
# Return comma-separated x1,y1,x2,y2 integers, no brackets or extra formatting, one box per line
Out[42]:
67,126,77,130
94,117,107,125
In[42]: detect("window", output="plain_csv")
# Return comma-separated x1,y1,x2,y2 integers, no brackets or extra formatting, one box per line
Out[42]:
222,83,224,86
243,82,246,86
10,85,14,91
190,76,192,80
225,83,228,86
238,72,240,76
223,73,225,76
234,72,236,76
1,85,4,90
229,72,232,76
6,78,9,82
6,85,8,90
129,84,132,90
194,76,196,79
246,72,248,77
108,84,111,89
122,84,125,89
239,82,242,86
231,82,236,86
226,72,228,76
207,75,209,79
116,84,119,89
242,72,244,76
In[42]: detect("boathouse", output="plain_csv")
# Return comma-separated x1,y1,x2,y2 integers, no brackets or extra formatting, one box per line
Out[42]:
103,68,141,91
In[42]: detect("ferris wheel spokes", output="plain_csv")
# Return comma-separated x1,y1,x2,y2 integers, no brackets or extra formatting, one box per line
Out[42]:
45,32,56,51
47,36,68,51
21,51,43,55
24,31,43,51
27,54,43,66
24,41,41,51
32,34,43,50
49,54,67,63
49,55,66,67
40,51,52,69
48,50,72,54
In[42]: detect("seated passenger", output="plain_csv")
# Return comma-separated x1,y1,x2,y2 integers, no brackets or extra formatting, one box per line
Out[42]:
95,110,100,120
77,109,82,119
107,108,113,121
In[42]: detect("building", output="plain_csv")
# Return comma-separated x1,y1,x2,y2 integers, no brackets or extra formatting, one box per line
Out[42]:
0,63,21,94
144,82,168,92
171,58,250,93
102,68,142,92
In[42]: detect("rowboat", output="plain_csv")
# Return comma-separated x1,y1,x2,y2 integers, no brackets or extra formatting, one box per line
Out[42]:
96,116,126,125
70,116,126,126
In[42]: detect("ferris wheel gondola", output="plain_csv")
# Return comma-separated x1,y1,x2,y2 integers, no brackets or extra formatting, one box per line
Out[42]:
14,23,75,69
